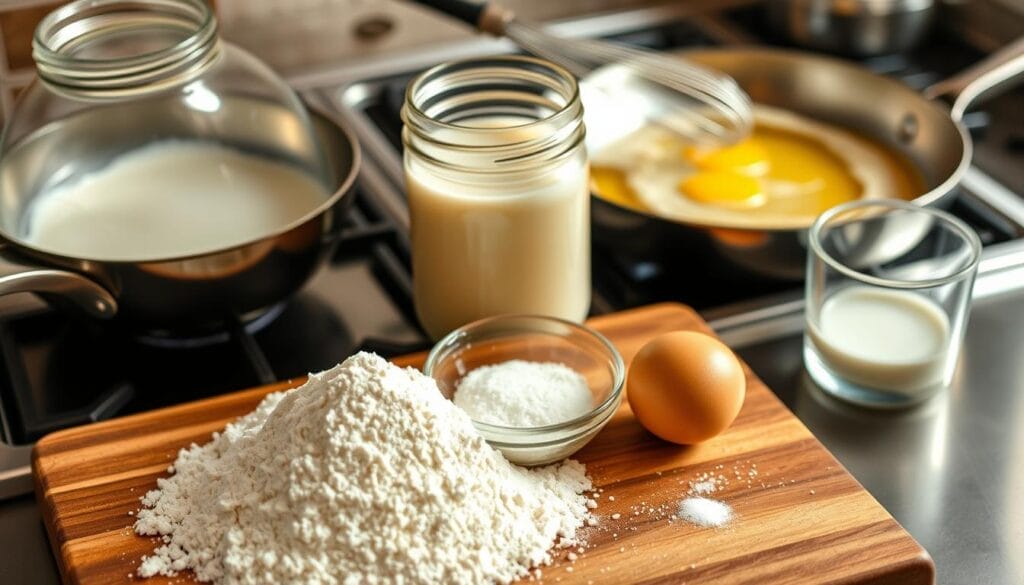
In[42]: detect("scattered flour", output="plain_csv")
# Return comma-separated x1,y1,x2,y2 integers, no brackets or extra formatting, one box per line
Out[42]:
677,497,733,528
134,352,593,584
454,360,593,427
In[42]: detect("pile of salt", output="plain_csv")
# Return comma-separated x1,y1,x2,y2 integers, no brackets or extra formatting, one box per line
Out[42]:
676,497,733,528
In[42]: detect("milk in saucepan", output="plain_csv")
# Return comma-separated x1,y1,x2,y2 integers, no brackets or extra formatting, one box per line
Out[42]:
808,286,952,397
25,141,328,261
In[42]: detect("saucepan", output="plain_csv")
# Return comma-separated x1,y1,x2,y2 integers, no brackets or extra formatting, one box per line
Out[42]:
0,102,360,334
767,0,936,57
587,37,1024,280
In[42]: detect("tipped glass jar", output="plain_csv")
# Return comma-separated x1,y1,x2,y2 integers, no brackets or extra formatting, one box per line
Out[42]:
3,0,324,176
0,0,347,333
402,56,591,340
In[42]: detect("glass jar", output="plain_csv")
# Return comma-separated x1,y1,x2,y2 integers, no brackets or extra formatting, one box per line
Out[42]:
402,56,590,340
0,0,326,224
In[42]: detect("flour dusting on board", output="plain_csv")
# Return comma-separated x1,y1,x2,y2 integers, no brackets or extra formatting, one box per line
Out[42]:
133,352,594,584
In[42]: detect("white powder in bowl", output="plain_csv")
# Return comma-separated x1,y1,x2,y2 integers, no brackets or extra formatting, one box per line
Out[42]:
677,497,734,528
134,352,593,584
454,360,594,427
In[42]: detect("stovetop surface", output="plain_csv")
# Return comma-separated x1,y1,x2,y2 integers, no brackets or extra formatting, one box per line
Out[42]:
2,3,1022,451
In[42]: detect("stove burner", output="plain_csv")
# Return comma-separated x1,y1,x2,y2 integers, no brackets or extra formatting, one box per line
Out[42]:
135,302,288,349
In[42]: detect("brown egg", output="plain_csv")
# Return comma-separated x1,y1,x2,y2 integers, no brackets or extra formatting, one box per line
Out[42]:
627,331,746,444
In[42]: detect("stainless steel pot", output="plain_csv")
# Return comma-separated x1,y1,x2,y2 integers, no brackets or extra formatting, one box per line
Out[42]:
0,103,359,333
767,0,935,56
586,38,1024,280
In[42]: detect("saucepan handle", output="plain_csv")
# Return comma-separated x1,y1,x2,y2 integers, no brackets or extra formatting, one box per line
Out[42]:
924,35,1024,121
0,244,117,319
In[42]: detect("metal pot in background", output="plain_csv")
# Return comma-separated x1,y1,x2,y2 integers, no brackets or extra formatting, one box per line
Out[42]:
768,0,935,56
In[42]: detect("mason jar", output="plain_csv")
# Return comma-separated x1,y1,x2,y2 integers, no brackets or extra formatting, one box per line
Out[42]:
402,56,590,340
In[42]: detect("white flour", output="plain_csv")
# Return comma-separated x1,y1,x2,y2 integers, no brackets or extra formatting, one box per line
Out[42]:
454,360,593,427
134,352,592,584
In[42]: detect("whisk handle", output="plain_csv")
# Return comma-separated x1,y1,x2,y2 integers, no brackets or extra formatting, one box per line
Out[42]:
411,0,487,28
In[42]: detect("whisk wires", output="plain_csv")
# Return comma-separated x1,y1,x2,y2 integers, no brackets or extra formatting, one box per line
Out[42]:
504,19,753,146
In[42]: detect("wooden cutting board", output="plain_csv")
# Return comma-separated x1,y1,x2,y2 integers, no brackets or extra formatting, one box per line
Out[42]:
33,303,934,584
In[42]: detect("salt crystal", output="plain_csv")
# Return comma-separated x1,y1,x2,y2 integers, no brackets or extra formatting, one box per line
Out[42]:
690,480,716,495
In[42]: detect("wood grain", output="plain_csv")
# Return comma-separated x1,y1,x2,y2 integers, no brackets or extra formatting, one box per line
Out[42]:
33,303,934,584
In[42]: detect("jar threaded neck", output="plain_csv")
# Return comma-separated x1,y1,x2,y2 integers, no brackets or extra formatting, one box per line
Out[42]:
401,56,585,176
33,0,219,98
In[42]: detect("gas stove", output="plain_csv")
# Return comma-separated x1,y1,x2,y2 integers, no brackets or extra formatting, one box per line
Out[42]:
2,0,1023,501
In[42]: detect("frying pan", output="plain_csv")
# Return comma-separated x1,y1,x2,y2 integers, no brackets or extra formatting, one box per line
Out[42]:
0,103,359,335
586,38,1024,280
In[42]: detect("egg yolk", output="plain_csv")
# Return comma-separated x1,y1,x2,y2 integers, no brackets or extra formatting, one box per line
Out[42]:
589,120,926,222
679,170,765,209
684,139,770,176
677,128,869,213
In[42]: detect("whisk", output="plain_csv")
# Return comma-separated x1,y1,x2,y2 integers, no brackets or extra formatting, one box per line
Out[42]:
411,0,753,146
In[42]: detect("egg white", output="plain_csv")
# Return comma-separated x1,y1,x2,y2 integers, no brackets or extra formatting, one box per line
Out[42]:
590,106,908,229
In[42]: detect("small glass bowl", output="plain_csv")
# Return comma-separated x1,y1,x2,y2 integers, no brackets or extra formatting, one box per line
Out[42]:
423,314,625,466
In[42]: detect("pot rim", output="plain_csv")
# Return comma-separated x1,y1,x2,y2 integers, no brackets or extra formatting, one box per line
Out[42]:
1,102,361,265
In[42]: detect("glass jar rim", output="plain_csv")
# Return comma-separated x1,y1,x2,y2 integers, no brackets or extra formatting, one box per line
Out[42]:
403,55,581,135
32,0,218,95
808,199,983,289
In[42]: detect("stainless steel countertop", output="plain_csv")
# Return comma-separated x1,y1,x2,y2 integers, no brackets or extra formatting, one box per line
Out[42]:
710,240,1024,584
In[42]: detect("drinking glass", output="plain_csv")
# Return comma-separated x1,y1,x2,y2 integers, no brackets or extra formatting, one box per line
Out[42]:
804,200,982,408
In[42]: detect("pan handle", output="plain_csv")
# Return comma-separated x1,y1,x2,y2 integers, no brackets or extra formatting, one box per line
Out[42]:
923,35,1024,121
0,244,117,319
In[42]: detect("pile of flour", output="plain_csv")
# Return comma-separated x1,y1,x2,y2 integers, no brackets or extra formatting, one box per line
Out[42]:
134,352,592,584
